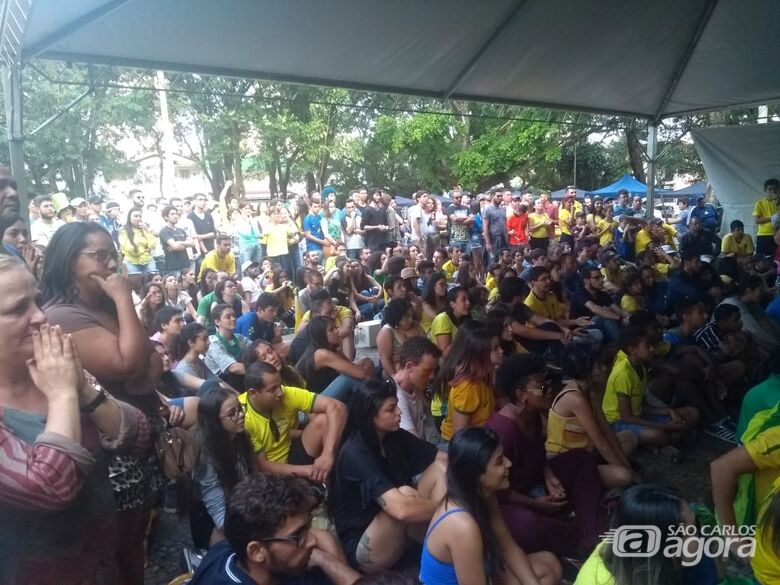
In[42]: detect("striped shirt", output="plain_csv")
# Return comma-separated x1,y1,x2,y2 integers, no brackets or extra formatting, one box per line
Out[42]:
694,321,722,350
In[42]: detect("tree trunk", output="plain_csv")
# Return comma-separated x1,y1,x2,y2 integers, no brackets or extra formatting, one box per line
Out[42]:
267,155,279,197
305,171,317,195
230,121,245,197
625,124,646,182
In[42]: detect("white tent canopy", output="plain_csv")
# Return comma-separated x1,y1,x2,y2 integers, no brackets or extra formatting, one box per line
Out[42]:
4,0,780,120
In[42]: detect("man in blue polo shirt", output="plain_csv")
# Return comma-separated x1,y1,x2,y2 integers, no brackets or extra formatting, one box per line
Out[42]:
190,474,359,585
303,196,326,253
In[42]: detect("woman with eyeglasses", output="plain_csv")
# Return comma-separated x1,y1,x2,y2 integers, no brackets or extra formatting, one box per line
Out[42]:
41,222,168,585
486,354,607,560
192,385,255,546
420,427,561,585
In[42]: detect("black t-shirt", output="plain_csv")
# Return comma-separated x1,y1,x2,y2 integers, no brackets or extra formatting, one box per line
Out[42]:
188,211,216,252
571,287,614,319
159,225,190,271
328,279,351,307
330,430,437,548
361,205,384,250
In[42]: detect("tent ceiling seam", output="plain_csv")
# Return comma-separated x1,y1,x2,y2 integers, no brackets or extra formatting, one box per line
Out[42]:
442,0,530,99
653,0,719,122
21,0,134,61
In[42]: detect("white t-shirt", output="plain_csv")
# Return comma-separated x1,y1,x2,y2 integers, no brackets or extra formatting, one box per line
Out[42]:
241,276,261,305
397,385,425,439
408,205,422,240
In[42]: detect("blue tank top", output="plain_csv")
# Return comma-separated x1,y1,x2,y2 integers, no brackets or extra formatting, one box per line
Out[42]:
419,508,466,585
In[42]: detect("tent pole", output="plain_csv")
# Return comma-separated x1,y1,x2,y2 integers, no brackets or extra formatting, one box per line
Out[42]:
645,123,658,220
2,63,27,222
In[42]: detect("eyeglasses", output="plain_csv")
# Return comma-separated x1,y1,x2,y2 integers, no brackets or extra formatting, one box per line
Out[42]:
526,381,553,395
81,249,118,264
260,517,312,547
222,402,246,422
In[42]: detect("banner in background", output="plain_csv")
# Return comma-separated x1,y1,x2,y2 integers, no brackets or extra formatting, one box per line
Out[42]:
691,123,780,240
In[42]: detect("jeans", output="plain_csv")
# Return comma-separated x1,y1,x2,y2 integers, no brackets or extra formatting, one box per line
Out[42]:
488,233,508,262
239,243,262,267
591,315,621,344
320,374,360,404
125,259,157,275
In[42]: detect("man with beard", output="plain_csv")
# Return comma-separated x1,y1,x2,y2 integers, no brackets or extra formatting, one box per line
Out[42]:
30,194,64,247
190,473,359,585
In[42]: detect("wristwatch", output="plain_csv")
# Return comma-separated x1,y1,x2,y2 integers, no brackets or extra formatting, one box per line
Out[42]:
80,387,109,413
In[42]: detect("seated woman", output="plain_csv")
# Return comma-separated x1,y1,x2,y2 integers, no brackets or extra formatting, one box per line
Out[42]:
243,338,307,388
486,307,527,356
435,322,503,442
137,281,165,336
163,272,197,321
420,427,561,585
205,304,251,390
265,267,296,328
619,270,647,314
350,260,384,320
198,267,218,304
172,322,221,393
295,289,356,361
197,277,249,332
575,484,718,585
487,353,607,558
376,298,426,377
429,286,471,357
192,385,256,547
295,315,374,402
547,348,638,489
420,271,448,333
0,257,148,584
329,379,447,573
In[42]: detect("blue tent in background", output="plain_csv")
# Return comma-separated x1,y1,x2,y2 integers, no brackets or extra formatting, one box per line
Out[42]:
590,174,649,196
672,181,708,198
550,187,588,200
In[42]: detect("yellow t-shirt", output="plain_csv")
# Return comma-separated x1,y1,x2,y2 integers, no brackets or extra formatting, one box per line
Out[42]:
118,227,157,265
633,228,654,255
198,250,237,280
753,476,780,584
420,309,435,334
528,213,549,239
429,312,458,344
574,543,614,585
485,274,498,292
744,426,780,519
266,223,293,257
662,223,678,248
442,260,458,281
602,350,646,423
558,207,573,236
298,306,351,329
754,197,778,237
722,233,755,255
596,218,615,247
238,385,315,462
620,294,641,313
440,379,496,441
524,291,563,321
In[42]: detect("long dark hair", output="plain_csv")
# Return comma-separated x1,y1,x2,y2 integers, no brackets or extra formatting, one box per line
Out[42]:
199,268,217,296
447,427,503,574
486,308,515,356
433,320,496,401
455,261,475,289
601,484,684,585
40,222,114,305
421,271,447,309
295,315,336,382
761,489,780,556
139,282,165,335
346,378,397,457
124,209,140,252
197,386,256,493
381,298,412,328
444,285,470,326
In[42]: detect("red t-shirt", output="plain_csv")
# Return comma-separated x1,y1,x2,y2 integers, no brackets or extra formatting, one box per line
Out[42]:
507,212,529,246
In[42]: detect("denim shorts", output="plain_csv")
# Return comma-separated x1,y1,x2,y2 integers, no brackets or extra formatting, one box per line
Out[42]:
611,413,670,437
125,260,157,275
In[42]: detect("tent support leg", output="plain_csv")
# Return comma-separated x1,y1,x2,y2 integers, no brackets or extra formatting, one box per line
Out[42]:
645,123,658,219
3,63,27,222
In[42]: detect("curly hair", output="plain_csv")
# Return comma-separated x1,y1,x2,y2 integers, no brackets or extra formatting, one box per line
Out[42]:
225,474,314,562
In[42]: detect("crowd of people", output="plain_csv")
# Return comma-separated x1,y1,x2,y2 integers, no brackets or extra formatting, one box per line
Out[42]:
3,175,780,585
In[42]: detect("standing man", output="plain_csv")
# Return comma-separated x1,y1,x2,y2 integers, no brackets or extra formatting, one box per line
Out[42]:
689,196,720,233
407,190,427,246
30,194,64,248
507,194,529,252
0,177,18,220
160,205,196,277
673,198,692,237
129,189,145,210
189,192,217,260
342,199,364,259
446,187,471,252
361,189,390,252
612,189,635,217
303,195,326,254
483,189,508,262
753,178,779,257
70,197,90,222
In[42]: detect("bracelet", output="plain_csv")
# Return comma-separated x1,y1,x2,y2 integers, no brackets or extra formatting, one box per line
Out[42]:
80,387,109,413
